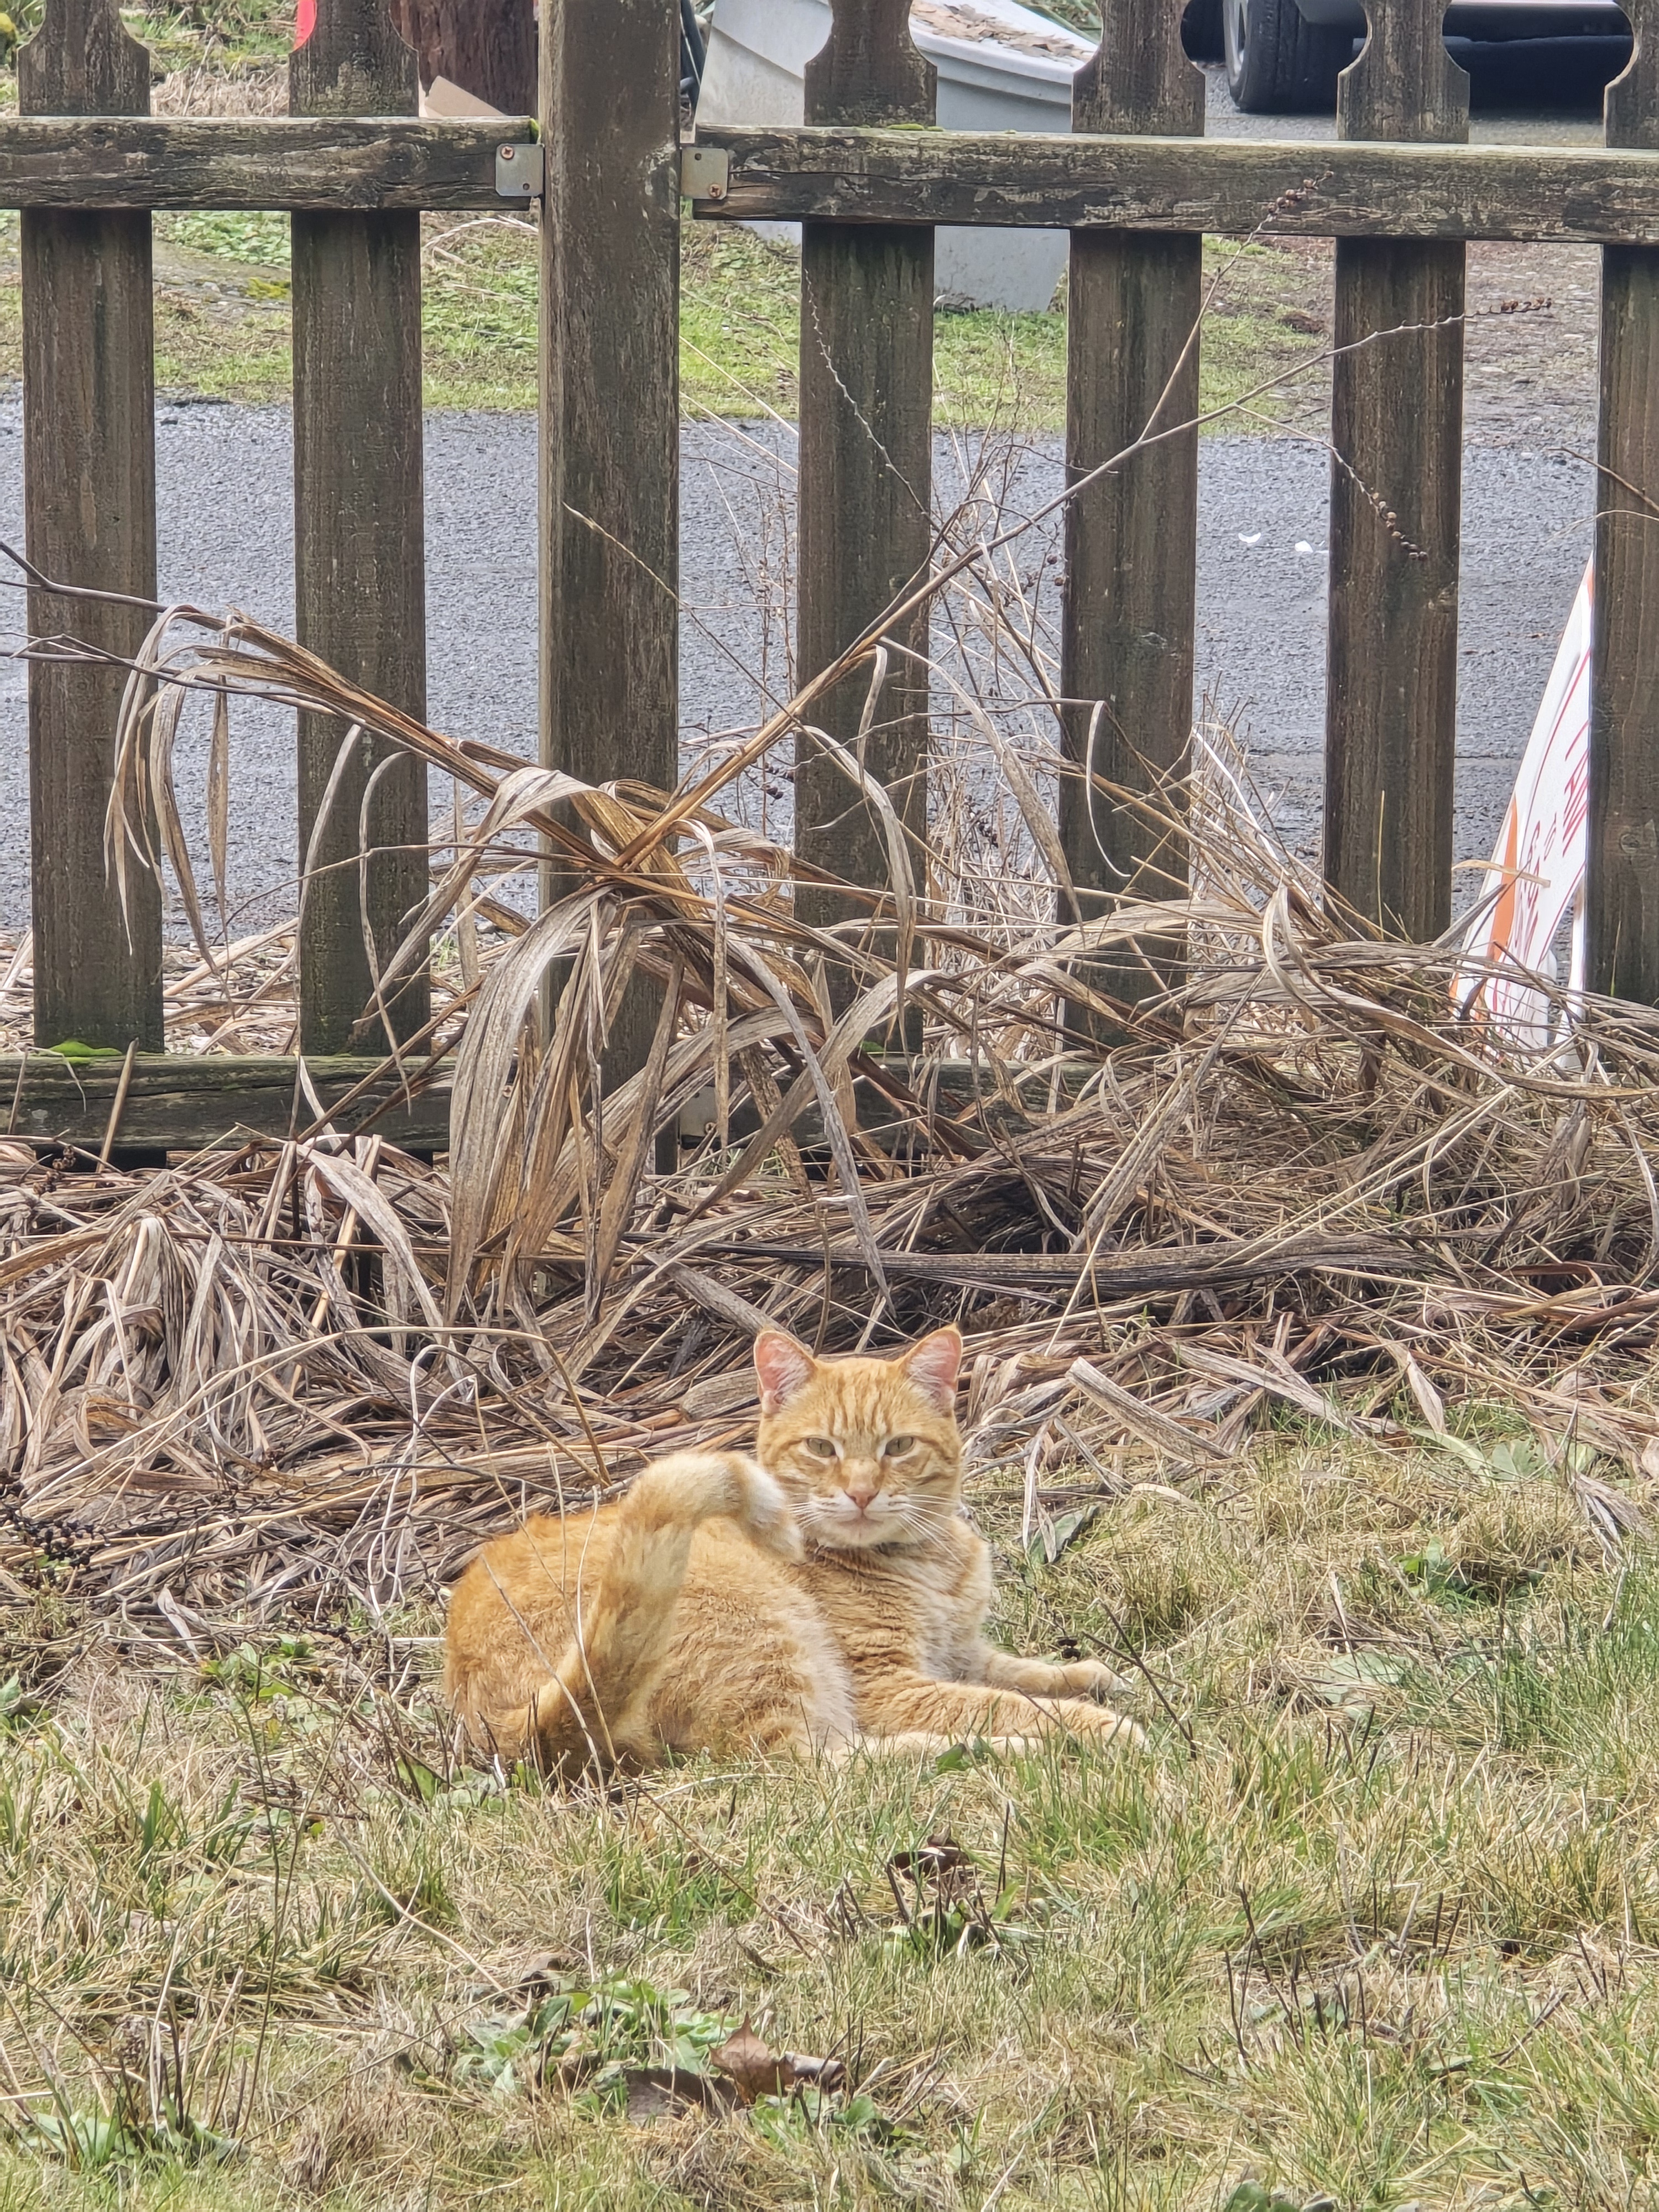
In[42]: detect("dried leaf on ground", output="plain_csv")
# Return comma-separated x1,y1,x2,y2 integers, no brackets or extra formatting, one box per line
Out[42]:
711,2021,846,2105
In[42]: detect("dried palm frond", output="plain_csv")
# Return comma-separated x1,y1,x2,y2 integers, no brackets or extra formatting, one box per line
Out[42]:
5,546,1659,1624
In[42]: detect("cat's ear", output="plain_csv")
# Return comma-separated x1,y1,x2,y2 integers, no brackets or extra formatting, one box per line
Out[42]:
754,1330,817,1413
902,1327,962,1412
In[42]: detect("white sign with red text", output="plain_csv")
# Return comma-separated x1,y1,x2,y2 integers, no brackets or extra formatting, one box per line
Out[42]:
1458,561,1591,1040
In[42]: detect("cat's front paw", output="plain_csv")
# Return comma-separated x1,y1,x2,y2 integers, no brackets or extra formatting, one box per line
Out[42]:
1065,1658,1136,1702
740,1466,805,1562
1036,1698,1147,1751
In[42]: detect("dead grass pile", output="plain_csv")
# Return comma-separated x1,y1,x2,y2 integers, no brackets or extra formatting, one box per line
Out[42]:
150,60,288,116
4,595,1659,1625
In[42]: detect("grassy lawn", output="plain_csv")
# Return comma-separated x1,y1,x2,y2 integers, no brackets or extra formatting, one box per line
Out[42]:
4,1427,1656,2209
0,203,1330,429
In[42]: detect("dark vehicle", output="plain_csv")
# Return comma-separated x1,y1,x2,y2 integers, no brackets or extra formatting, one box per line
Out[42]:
1186,0,1628,113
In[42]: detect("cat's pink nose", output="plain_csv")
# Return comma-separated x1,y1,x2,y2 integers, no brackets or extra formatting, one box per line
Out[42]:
843,1480,879,1512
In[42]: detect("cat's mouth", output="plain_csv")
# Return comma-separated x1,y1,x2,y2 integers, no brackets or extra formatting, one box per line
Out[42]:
807,1498,923,1550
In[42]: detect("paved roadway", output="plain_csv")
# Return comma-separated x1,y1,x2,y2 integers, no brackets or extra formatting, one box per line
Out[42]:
0,50,1612,937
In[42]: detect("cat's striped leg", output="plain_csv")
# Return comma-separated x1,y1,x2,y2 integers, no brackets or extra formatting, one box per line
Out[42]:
857,1673,1144,1750
978,1649,1135,1702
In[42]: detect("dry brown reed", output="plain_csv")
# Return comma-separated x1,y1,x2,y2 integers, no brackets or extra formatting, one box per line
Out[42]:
4,529,1658,1630
150,61,288,116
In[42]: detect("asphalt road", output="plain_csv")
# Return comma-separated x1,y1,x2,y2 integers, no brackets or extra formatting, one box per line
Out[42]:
0,49,1608,941
1199,41,1618,140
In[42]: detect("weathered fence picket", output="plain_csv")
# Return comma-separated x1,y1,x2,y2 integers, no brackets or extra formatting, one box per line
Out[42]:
796,0,935,1021
538,0,681,1087
1061,0,1205,1008
291,0,431,1055
20,0,163,1054
1590,0,1659,1003
1323,0,1469,942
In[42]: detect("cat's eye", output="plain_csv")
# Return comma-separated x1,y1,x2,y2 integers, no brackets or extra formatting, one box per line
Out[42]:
803,1436,839,1460
883,1435,916,1458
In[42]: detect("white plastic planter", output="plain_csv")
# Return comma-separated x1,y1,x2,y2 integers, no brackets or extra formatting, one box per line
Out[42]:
697,0,1094,311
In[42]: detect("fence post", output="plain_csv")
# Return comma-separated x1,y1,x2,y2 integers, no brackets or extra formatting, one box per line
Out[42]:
539,0,680,1084
1322,0,1467,940
388,0,536,112
291,0,430,1055
796,0,935,1018
1588,4,1659,1001
19,0,163,1052
1060,0,1204,1014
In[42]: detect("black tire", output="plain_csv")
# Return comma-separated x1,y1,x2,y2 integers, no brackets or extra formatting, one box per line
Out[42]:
1183,0,1225,62
680,0,706,107
1223,0,1350,112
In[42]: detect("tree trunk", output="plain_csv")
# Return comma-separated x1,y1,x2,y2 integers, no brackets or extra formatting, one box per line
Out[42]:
387,0,536,113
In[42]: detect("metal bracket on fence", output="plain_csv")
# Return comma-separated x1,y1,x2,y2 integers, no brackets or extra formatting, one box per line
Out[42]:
680,145,729,202
495,141,544,200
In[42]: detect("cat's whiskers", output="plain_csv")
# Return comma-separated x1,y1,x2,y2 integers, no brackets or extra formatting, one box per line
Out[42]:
793,1490,954,1552
886,1502,954,1544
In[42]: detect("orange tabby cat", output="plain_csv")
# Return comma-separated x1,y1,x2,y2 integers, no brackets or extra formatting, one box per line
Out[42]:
444,1326,1140,1770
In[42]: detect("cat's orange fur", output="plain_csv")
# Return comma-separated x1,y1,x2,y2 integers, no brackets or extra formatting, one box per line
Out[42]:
443,1326,1141,1770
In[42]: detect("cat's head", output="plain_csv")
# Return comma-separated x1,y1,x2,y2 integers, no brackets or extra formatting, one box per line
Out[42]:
751,1327,963,1551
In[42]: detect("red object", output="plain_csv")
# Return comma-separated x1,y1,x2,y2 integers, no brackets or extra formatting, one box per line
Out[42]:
295,0,316,46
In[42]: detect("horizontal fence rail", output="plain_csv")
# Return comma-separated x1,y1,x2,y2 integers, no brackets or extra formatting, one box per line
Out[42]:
0,1053,1103,1157
9,122,1659,239
0,116,535,208
2,1055,455,1154
684,128,1659,245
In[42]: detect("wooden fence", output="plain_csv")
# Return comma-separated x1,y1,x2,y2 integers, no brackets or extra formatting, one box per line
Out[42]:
685,0,1659,1008
5,0,544,1149
3,0,1659,1154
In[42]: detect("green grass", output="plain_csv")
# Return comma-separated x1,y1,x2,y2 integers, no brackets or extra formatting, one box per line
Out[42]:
1029,0,1106,28
0,200,1331,425
4,1434,1659,2209
681,226,1331,432
1,1,295,72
